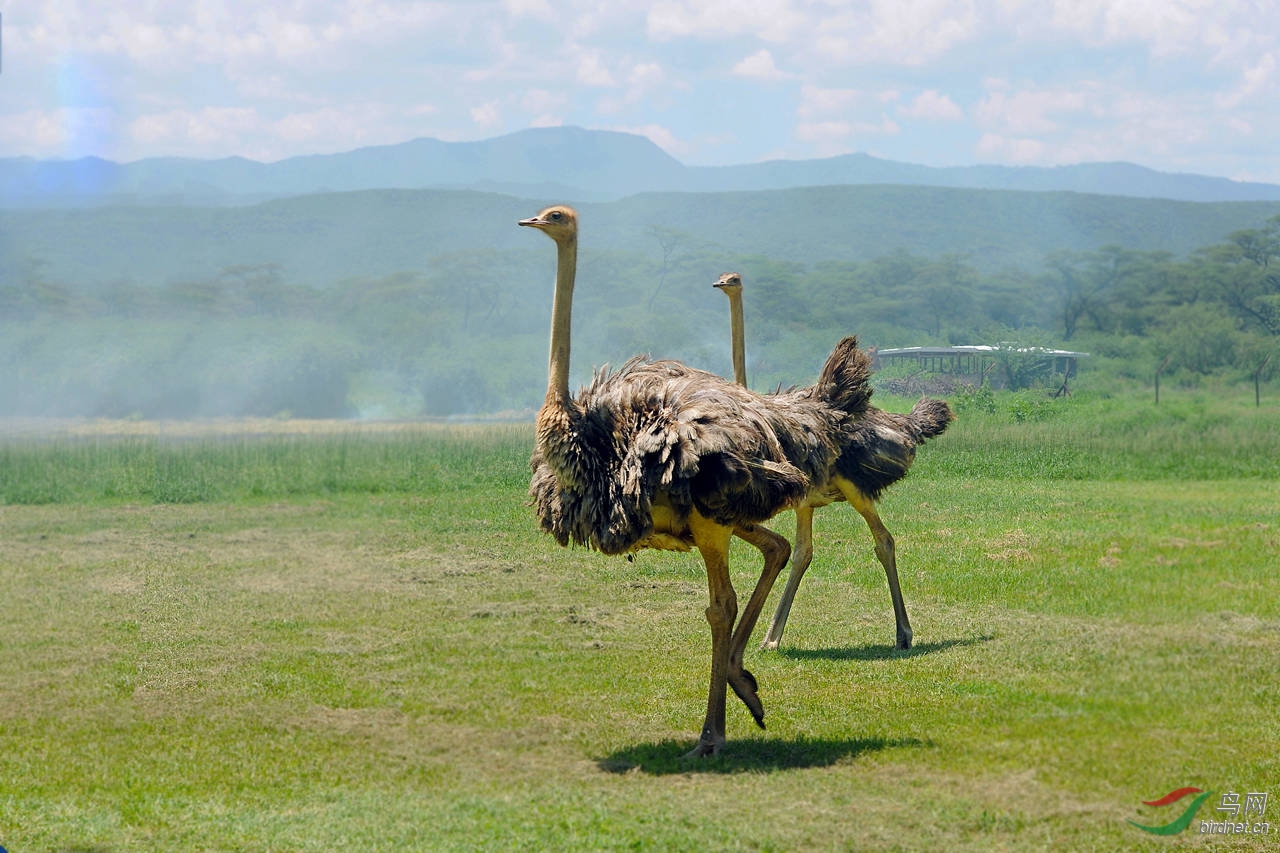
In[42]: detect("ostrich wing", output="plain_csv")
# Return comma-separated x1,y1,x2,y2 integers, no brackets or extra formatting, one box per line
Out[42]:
530,358,833,555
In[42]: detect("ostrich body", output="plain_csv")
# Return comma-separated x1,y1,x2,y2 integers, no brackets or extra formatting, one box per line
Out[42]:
714,272,953,651
522,208,870,756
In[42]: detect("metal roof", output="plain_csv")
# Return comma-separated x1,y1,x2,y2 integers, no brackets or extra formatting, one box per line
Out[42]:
876,345,1089,358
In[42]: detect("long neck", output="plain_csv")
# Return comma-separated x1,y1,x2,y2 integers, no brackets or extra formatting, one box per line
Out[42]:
727,291,747,388
546,234,578,405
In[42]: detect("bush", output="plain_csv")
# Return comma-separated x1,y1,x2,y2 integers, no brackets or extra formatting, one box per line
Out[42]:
953,384,997,415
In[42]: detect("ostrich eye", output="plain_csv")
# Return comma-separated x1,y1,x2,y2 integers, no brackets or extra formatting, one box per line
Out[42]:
550,211,563,221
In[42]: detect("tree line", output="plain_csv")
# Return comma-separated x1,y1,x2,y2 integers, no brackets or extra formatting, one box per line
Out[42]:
2,215,1277,418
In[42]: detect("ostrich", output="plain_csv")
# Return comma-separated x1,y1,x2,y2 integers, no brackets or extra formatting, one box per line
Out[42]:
713,271,953,651
521,207,872,756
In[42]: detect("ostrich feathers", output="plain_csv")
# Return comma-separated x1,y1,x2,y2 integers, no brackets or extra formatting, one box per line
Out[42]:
530,341,875,556
834,397,955,501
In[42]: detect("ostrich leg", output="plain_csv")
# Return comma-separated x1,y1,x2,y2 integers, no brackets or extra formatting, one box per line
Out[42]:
687,512,737,758
840,479,912,650
728,523,791,723
761,504,815,649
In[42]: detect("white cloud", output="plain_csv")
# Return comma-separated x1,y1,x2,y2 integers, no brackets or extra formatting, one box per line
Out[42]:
271,106,394,147
796,120,853,143
797,85,863,119
796,116,899,143
628,62,666,91
1046,0,1226,56
520,89,570,114
975,132,1046,163
898,90,964,120
128,107,247,145
2,0,1277,181
647,0,981,64
504,0,554,19
647,0,806,42
975,87,1089,134
731,49,790,81
470,102,502,129
811,0,979,66
1216,51,1277,109
611,123,691,158
862,116,901,135
577,53,617,86
14,0,450,72
792,83,901,157
0,108,116,155
597,61,677,113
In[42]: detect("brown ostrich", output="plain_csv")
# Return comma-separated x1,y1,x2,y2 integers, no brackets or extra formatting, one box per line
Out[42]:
714,271,953,651
521,207,873,756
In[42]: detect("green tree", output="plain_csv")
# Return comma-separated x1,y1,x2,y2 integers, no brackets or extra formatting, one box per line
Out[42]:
1043,246,1159,340
1204,216,1280,336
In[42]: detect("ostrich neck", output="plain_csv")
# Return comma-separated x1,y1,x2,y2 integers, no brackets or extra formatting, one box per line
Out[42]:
728,292,747,388
545,235,578,408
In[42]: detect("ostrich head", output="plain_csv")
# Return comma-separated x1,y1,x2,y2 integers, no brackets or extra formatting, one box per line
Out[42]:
518,205,578,245
714,272,743,296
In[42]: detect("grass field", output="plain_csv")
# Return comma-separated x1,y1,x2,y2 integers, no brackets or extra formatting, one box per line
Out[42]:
1,390,1278,851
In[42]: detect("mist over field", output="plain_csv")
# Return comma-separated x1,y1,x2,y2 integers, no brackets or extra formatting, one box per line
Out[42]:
3,130,1279,420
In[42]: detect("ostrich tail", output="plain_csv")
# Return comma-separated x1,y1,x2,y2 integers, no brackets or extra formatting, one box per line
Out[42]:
815,336,874,418
908,397,955,442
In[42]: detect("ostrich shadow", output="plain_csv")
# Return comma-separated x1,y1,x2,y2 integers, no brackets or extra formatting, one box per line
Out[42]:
598,734,929,776
776,634,995,662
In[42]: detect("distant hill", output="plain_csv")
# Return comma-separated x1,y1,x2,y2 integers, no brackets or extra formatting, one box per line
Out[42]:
4,185,1279,289
4,126,1280,208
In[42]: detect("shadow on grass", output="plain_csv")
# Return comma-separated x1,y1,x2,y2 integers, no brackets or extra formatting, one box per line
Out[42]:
778,634,995,662
598,734,929,775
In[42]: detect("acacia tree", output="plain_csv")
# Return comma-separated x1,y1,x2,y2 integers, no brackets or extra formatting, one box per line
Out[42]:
1208,215,1280,337
1043,246,1159,340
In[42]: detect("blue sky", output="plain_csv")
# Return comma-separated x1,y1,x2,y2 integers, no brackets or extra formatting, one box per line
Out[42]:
2,0,1277,182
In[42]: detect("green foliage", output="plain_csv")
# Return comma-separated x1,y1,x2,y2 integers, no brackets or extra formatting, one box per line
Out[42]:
1004,391,1061,423
951,384,997,415
926,389,1280,481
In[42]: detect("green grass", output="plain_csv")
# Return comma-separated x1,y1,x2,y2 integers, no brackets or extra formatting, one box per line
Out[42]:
0,423,531,505
1,395,1277,851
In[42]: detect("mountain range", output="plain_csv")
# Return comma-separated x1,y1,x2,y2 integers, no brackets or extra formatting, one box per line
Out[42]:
4,126,1280,208
6,185,1280,289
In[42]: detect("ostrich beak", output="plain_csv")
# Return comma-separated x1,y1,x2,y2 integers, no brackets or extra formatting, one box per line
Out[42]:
518,216,546,228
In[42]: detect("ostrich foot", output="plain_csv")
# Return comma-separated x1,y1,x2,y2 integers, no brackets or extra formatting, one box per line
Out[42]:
896,627,913,651
728,667,766,729
684,732,725,758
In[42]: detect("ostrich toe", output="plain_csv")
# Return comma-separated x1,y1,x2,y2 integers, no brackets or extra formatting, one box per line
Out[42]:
728,667,766,729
